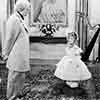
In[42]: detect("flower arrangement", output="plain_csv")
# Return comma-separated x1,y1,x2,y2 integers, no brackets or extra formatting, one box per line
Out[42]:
40,24,56,38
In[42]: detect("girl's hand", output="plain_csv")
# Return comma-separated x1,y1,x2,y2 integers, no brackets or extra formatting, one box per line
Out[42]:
75,52,81,56
80,52,84,57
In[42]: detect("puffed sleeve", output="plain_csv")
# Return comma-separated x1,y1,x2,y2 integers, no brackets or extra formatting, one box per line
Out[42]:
74,45,83,57
78,48,83,53
2,15,21,58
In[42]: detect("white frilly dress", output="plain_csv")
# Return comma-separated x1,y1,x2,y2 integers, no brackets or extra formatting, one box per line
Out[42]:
54,45,91,81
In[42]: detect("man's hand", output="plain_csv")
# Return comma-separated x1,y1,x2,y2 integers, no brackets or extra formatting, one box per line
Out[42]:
2,55,8,62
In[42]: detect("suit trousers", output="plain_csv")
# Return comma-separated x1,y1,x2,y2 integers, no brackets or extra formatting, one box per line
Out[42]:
7,70,25,100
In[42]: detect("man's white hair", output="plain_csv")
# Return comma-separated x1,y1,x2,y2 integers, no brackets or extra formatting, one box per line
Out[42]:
14,0,30,12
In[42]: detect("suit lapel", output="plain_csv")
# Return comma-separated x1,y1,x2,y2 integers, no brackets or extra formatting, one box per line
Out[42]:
16,12,29,33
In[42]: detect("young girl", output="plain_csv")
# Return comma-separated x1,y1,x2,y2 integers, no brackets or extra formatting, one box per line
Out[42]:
54,31,95,99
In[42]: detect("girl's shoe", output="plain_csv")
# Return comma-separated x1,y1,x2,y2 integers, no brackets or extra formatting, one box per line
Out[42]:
66,81,79,88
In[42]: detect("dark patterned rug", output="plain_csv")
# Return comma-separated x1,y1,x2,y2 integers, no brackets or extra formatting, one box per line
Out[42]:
0,62,100,100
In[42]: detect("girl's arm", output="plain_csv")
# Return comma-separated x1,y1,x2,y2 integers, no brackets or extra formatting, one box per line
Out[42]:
75,47,83,57
78,48,84,57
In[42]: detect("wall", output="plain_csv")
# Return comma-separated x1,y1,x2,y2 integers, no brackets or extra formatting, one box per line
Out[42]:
30,0,76,60
31,0,100,61
88,0,100,25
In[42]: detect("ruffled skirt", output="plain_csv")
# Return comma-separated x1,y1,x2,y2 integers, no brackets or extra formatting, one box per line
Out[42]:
54,56,91,81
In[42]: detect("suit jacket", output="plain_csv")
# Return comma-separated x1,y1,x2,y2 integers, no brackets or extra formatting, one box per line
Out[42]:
3,12,30,72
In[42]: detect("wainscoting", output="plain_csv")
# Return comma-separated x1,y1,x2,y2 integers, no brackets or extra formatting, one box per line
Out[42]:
30,42,66,61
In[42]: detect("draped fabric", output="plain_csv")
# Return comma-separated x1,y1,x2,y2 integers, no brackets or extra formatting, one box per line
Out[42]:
75,0,88,50
7,0,16,18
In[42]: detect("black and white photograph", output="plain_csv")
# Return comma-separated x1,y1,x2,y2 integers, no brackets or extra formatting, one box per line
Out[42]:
0,0,100,100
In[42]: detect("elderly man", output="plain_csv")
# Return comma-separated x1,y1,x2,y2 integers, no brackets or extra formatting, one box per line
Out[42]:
2,0,31,100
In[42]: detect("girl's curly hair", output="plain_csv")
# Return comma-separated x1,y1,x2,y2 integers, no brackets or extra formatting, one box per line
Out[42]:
66,32,79,41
